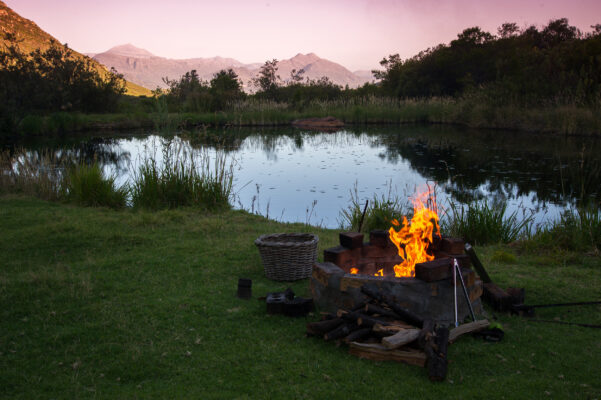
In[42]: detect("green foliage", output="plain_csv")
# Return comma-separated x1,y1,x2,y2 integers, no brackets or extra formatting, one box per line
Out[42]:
64,163,128,209
252,59,280,95
526,208,601,252
374,19,601,106
441,200,533,245
339,183,407,232
0,34,126,135
130,140,233,210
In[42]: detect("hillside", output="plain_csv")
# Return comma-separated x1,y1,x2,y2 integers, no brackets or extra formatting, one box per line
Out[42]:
92,45,372,92
0,1,151,96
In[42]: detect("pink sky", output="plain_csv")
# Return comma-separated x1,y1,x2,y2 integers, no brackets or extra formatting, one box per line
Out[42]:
5,0,601,71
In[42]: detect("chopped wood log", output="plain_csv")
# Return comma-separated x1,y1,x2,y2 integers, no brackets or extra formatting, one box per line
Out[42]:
363,303,398,319
357,314,390,328
324,323,358,341
372,323,414,334
339,232,364,249
306,318,344,336
343,328,373,344
415,258,453,282
506,287,525,305
426,326,449,382
483,283,513,311
448,319,490,343
360,285,424,328
418,319,435,349
381,328,421,349
348,342,427,367
351,302,367,312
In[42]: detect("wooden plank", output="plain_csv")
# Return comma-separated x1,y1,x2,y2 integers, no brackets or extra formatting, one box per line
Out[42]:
448,319,490,343
415,258,452,282
348,342,427,367
381,328,421,349
506,287,525,305
483,283,513,311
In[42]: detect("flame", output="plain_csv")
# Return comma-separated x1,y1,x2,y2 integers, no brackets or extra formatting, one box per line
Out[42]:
389,189,440,278
374,269,384,277
350,268,359,275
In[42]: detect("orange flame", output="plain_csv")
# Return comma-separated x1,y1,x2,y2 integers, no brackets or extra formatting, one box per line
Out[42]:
374,269,384,277
350,268,359,275
389,189,440,278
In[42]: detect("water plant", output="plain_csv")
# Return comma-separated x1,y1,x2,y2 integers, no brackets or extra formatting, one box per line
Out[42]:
64,163,128,209
441,199,533,245
130,139,233,210
338,182,408,232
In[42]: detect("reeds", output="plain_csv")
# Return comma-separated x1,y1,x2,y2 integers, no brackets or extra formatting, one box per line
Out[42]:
130,139,233,210
441,200,534,245
338,182,408,232
64,163,128,209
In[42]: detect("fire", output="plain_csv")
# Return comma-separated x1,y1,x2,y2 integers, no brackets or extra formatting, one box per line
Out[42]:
389,190,440,278
350,268,359,274
374,269,384,277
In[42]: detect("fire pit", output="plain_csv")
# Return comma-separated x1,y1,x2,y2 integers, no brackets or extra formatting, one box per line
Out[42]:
310,193,483,324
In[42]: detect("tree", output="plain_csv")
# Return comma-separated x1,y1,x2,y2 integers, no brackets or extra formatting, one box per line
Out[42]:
209,69,244,110
288,68,305,85
252,59,280,95
497,22,520,39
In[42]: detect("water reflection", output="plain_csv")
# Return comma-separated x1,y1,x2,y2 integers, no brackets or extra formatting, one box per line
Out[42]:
4,125,600,228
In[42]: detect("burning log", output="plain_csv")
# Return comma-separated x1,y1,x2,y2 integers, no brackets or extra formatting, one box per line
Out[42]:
425,326,449,382
381,328,421,349
348,342,427,367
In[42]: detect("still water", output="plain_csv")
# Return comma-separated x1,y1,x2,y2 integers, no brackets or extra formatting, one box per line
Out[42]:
8,124,601,228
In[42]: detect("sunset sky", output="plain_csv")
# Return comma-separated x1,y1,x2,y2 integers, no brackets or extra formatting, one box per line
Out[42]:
5,0,601,71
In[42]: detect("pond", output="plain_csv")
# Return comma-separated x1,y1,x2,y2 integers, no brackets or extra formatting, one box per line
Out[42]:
5,124,601,228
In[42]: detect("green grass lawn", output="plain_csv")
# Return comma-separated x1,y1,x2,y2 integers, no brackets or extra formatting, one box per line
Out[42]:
1,196,600,399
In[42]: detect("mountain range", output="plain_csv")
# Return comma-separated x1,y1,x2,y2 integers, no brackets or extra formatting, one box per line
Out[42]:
1,0,375,95
90,44,374,92
0,1,151,96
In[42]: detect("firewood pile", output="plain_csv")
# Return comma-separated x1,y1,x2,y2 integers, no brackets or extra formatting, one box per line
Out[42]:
306,284,489,381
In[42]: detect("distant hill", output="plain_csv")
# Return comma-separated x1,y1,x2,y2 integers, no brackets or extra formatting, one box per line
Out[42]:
92,44,373,92
0,1,151,96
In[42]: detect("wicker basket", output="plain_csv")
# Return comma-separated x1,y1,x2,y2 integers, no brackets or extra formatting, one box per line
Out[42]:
255,233,319,281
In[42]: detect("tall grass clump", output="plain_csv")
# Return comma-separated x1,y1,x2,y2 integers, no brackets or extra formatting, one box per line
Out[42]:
131,141,233,210
338,182,407,232
441,200,533,245
527,207,601,252
64,163,128,209
0,149,65,201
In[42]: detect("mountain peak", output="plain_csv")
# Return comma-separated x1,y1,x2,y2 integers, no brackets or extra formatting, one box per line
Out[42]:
104,44,155,58
290,52,321,64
